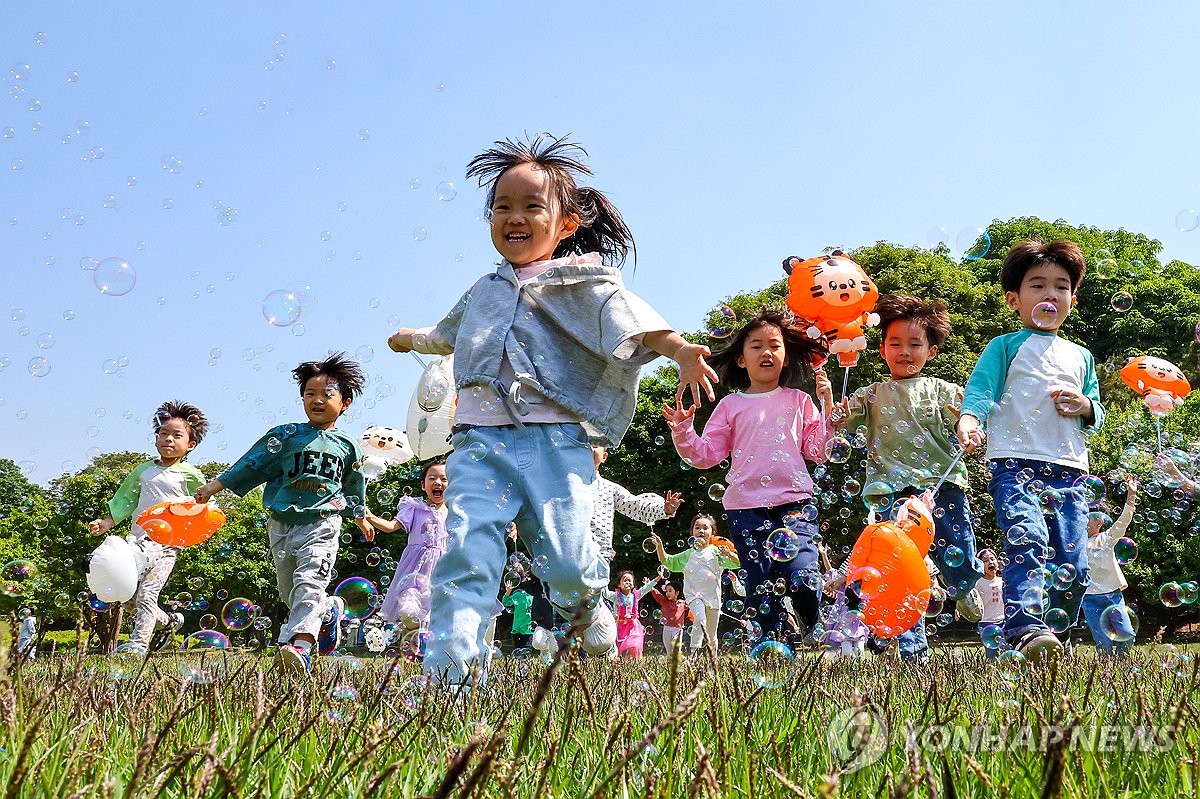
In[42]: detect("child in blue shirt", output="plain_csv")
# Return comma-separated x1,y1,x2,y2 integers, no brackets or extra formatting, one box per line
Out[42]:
957,239,1104,662
387,135,716,685
196,352,374,673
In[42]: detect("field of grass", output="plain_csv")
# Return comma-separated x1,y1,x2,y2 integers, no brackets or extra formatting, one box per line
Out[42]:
2,636,1198,799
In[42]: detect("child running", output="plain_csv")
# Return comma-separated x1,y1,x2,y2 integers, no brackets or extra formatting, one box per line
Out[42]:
195,353,374,673
601,570,659,658
957,240,1105,661
664,308,833,641
649,577,690,653
365,458,449,634
387,134,717,685
650,514,740,653
89,401,208,656
831,295,984,660
974,549,1005,658
1084,475,1138,657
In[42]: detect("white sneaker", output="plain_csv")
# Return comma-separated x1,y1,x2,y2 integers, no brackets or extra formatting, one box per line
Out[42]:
580,603,617,657
1015,628,1063,662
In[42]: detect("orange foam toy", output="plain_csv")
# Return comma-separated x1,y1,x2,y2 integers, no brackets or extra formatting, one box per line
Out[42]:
137,501,226,547
1120,355,1191,400
843,497,934,638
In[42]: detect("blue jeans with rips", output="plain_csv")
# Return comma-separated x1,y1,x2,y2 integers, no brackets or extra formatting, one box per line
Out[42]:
1082,590,1134,657
988,458,1090,645
424,423,609,684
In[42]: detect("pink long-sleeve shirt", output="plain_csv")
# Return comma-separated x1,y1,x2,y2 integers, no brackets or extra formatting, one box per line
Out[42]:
671,386,832,511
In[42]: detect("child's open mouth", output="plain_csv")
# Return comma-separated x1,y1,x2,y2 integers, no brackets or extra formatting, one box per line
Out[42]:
505,232,530,242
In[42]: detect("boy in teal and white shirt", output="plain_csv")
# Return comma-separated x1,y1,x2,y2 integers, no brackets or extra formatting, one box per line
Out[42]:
89,400,209,655
957,239,1105,662
196,352,375,673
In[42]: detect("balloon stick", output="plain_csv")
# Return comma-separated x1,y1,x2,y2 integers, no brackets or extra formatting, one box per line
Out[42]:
931,449,967,498
409,352,428,368
841,366,850,402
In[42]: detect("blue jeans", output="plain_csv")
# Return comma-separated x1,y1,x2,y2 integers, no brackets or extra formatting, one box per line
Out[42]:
1082,591,1133,657
424,423,609,683
989,459,1090,644
725,502,820,641
888,485,982,657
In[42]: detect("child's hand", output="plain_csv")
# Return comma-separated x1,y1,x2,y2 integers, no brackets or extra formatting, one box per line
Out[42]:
194,480,223,504
955,415,985,453
506,523,518,542
356,518,376,543
814,367,834,411
661,399,696,429
828,398,850,428
672,342,717,408
1125,474,1139,502
657,565,670,580
88,517,113,537
1049,388,1092,419
387,328,417,353
663,490,683,517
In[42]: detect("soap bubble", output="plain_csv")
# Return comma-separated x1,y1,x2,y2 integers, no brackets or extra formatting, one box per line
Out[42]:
109,643,144,680
997,650,1026,681
179,630,230,684
1099,604,1138,642
980,624,1003,649
925,226,950,248
861,482,894,513
848,566,883,600
944,546,965,568
956,227,991,261
1073,474,1106,505
413,227,427,241
765,528,801,562
262,289,301,326
707,483,726,502
27,357,50,377
1031,302,1058,329
706,305,737,339
199,613,218,630
1113,537,1137,564
1110,292,1133,313
748,639,793,688
1044,607,1070,633
334,576,379,620
825,436,852,464
221,597,256,631
1180,581,1199,605
436,181,457,201
93,258,136,296
1160,582,1182,607
1175,209,1199,233
1,559,39,596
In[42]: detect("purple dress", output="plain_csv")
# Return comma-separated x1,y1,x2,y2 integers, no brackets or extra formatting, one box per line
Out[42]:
380,497,448,628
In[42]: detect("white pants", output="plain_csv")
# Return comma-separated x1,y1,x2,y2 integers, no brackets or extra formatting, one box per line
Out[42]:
687,597,720,651
662,625,684,653
268,517,340,643
128,543,179,651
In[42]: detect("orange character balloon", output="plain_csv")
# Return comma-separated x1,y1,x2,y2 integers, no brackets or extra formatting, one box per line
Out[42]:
843,495,934,637
137,501,227,547
1120,355,1191,417
783,252,880,367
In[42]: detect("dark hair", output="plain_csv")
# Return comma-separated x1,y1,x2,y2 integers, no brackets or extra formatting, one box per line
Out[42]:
465,133,635,267
874,294,952,348
418,456,447,482
616,570,635,587
1000,239,1087,293
705,308,828,391
153,400,209,445
689,512,718,532
659,580,679,595
292,351,365,403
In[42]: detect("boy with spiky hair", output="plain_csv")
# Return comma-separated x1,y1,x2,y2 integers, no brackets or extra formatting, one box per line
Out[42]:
196,352,374,673
831,295,984,660
89,400,210,656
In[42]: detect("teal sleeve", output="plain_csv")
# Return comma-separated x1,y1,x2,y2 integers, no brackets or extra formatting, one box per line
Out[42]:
1080,349,1105,434
105,461,153,524
663,550,690,572
342,440,367,518
219,430,283,497
961,334,1020,421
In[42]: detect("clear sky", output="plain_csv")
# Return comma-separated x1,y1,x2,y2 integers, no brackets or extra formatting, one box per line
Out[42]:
2,1,1198,484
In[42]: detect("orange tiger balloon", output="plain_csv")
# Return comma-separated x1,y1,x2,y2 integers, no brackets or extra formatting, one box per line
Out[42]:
783,252,880,367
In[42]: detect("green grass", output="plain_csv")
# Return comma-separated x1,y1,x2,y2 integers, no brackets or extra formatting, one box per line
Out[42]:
1,640,1198,799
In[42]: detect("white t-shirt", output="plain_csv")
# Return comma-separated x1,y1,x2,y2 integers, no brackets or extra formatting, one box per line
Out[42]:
975,575,1005,623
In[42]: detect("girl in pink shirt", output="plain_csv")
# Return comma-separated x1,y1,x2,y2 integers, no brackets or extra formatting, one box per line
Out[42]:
664,308,833,644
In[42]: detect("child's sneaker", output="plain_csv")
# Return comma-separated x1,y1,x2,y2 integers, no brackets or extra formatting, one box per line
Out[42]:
318,596,346,656
956,589,984,624
277,643,312,674
1014,628,1063,662
579,602,617,657
148,612,186,653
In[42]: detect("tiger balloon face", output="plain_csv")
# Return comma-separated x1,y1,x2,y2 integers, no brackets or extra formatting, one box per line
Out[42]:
785,253,880,326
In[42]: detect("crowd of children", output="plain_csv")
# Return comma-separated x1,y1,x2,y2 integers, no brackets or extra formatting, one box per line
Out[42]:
31,135,1155,674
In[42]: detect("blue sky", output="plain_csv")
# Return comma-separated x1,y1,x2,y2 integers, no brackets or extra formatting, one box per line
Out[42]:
2,2,1198,484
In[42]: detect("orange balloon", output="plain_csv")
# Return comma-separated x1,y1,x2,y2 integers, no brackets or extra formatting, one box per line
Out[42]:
136,501,226,547
844,513,932,638
783,254,879,351
1120,356,1191,400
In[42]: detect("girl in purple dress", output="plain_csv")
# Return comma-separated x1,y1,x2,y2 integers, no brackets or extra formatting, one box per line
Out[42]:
366,459,449,631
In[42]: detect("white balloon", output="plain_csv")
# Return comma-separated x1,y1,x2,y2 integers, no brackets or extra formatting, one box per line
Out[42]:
359,425,414,481
86,535,140,603
406,355,456,460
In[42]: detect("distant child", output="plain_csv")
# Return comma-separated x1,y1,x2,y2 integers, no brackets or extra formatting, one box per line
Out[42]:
195,353,374,673
602,570,659,658
957,240,1104,661
974,549,1005,658
501,584,535,649
649,578,690,653
1084,476,1138,657
365,458,449,632
386,135,717,684
17,607,37,660
89,400,208,656
831,295,984,660
664,308,833,639
651,515,740,653
591,446,683,563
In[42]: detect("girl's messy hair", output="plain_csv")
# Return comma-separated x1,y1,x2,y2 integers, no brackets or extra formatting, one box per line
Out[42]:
706,308,828,391
292,351,365,403
466,133,635,267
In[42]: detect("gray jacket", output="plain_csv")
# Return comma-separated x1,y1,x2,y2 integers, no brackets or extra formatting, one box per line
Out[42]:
432,256,670,447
